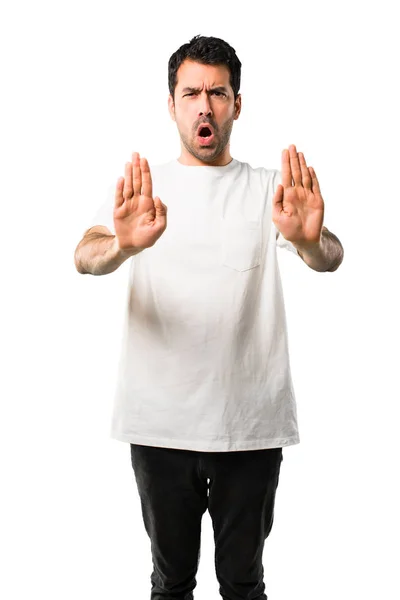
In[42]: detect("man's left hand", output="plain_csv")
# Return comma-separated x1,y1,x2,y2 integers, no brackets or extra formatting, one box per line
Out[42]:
272,144,324,251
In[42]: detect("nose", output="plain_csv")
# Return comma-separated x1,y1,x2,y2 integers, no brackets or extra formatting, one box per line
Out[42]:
198,92,212,118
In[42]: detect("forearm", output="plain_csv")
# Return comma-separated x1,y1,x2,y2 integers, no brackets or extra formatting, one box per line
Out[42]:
74,233,142,275
294,227,344,272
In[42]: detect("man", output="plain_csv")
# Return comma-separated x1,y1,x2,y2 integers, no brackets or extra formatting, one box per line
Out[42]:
74,35,343,600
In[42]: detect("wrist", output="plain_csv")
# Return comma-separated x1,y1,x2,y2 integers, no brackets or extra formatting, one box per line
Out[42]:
114,235,144,258
294,238,324,259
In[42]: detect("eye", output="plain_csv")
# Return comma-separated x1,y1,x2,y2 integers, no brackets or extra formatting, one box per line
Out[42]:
183,91,225,97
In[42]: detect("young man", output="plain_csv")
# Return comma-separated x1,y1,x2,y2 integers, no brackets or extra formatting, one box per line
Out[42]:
74,35,343,600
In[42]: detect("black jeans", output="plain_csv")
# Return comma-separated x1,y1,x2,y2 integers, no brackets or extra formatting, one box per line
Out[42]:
130,443,283,600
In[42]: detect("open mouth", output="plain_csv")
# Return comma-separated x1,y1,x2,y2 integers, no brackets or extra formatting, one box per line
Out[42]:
197,125,215,145
199,126,212,137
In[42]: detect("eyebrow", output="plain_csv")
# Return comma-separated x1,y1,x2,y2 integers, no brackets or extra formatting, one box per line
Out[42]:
181,86,229,94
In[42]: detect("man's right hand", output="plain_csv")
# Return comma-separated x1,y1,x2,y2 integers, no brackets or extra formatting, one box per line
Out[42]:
114,152,168,252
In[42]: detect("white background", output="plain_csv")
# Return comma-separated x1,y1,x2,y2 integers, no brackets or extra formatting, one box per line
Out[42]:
1,0,399,599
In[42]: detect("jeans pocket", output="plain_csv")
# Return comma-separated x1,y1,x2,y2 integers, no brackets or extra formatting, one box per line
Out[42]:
220,219,262,272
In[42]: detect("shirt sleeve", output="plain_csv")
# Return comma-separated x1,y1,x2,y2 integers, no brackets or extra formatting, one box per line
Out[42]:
272,170,300,256
86,183,116,235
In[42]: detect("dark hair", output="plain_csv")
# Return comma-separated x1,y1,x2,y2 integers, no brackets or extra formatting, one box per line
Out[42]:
168,35,242,101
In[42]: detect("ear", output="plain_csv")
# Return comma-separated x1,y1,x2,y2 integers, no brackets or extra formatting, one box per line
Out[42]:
234,93,241,120
168,94,176,122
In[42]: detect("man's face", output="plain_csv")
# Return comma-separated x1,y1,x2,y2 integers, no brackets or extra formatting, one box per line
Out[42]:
168,60,241,164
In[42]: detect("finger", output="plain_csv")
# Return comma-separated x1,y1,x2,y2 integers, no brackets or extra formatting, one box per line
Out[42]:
115,177,124,208
281,149,292,188
309,166,321,195
273,183,284,210
154,196,168,222
123,161,133,198
289,144,302,186
132,151,142,196
140,157,153,198
298,152,312,189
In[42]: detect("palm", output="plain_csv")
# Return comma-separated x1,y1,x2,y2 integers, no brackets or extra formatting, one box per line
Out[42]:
113,152,167,251
272,145,325,247
115,192,155,225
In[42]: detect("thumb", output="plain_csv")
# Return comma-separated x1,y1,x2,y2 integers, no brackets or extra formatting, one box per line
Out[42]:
154,196,167,216
273,184,284,208
272,184,283,221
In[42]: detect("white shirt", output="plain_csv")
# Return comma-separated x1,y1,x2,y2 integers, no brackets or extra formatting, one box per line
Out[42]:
87,158,300,451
